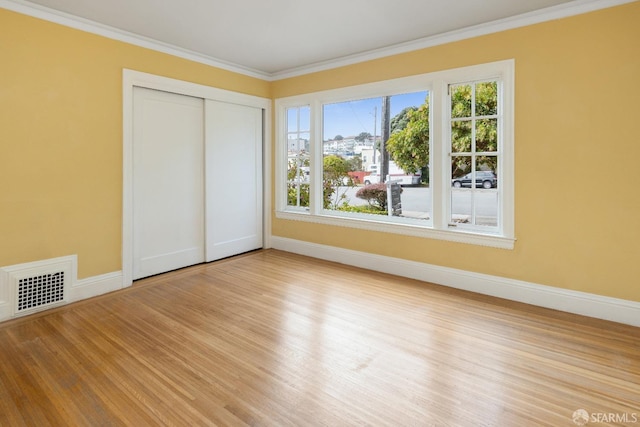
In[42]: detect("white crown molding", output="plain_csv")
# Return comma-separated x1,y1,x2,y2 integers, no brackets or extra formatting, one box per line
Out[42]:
0,0,271,80
271,0,638,80
271,236,640,327
0,0,635,79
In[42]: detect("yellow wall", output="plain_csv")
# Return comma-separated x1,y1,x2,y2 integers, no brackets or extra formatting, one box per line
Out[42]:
272,2,640,302
1,3,638,302
0,8,269,278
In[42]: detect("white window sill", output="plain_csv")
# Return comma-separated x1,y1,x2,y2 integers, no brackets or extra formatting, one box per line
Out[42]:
275,210,515,250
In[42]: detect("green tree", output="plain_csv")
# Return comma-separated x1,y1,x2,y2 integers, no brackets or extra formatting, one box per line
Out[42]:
390,107,417,134
386,101,429,174
323,155,354,209
347,155,362,172
355,132,372,142
334,135,344,141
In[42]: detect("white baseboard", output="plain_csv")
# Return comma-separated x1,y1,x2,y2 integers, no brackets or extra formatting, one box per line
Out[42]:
0,302,10,323
70,271,123,303
0,254,123,323
271,236,640,327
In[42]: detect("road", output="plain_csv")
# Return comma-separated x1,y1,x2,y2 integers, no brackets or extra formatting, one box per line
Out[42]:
335,185,498,225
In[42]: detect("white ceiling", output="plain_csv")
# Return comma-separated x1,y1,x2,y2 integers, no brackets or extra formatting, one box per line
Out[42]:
6,0,614,77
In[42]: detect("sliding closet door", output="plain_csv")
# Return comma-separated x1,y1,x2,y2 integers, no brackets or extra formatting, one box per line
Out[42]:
205,100,263,262
132,87,205,280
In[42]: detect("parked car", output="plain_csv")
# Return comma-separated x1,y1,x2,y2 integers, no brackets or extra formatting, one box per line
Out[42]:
452,171,497,189
363,172,421,186
363,173,381,185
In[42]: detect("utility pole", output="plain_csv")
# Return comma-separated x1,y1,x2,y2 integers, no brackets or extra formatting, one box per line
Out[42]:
380,96,391,182
372,106,377,165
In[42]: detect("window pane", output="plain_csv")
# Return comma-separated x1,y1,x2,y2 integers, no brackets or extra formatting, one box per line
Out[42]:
476,119,497,152
320,91,430,220
452,120,472,153
387,92,430,221
286,106,311,208
475,191,498,227
322,96,381,212
451,155,472,187
298,106,310,131
451,84,472,118
287,108,297,133
388,92,430,177
451,190,472,224
475,82,497,116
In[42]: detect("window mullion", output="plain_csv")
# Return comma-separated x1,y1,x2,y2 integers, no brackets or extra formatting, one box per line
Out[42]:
432,80,447,231
309,101,323,215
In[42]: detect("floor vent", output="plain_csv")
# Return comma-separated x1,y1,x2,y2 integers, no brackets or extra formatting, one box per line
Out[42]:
1,256,75,318
17,272,66,313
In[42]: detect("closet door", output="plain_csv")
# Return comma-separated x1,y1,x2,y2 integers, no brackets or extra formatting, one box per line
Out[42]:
132,87,205,280
205,100,263,261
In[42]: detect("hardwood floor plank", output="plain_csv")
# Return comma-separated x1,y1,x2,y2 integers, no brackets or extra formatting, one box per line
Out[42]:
0,249,638,426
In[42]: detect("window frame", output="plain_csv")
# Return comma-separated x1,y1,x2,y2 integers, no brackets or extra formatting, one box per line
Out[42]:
275,60,515,249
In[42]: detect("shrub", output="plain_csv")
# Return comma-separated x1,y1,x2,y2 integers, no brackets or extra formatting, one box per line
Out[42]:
356,183,388,210
287,183,309,207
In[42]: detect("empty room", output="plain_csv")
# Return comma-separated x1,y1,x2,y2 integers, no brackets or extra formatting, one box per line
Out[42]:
1,0,639,425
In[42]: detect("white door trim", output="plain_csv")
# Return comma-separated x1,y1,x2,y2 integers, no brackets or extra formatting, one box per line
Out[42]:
122,69,271,287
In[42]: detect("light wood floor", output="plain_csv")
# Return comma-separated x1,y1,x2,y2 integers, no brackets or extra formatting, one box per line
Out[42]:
1,250,638,426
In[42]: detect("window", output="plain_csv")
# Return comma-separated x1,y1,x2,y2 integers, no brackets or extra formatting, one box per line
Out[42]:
449,81,499,229
286,106,310,209
276,60,514,249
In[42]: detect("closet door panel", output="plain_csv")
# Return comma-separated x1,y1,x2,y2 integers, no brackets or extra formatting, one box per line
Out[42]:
205,100,263,262
133,87,205,279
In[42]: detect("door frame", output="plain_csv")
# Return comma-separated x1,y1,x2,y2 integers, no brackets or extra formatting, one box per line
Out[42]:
122,69,271,287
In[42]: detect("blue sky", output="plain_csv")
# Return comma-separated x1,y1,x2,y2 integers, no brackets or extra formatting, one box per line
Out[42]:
323,91,428,140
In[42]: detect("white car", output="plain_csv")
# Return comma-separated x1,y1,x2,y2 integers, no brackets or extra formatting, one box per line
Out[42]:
363,173,381,185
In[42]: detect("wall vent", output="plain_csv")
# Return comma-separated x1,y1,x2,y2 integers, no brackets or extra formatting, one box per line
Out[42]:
1,255,76,318
17,272,66,313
